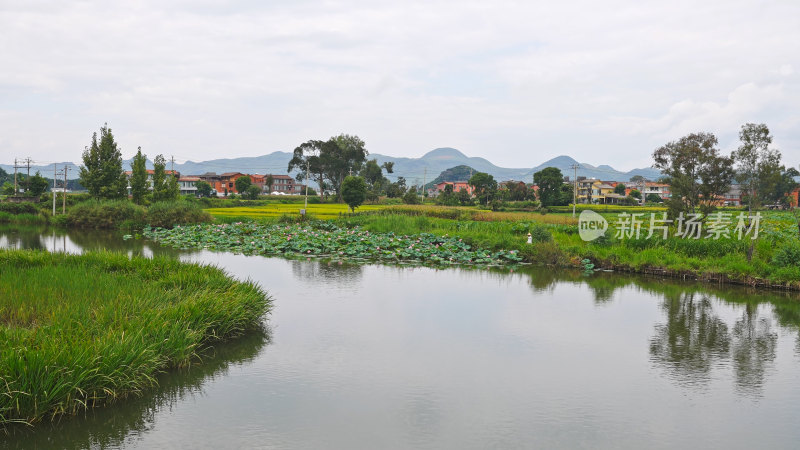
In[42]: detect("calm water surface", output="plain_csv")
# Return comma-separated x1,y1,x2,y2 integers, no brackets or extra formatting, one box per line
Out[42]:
2,226,800,449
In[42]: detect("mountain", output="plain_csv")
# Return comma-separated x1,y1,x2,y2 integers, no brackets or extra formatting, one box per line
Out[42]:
370,147,531,184
1,148,661,183
523,155,663,182
424,165,477,188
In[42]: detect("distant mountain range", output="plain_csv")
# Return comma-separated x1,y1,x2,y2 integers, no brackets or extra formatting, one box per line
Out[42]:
0,148,662,183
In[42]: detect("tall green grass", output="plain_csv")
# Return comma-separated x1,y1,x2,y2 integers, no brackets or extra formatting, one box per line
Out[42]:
336,211,800,286
0,250,271,426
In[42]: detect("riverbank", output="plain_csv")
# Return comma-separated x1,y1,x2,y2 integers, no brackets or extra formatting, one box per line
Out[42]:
202,206,800,290
0,250,271,426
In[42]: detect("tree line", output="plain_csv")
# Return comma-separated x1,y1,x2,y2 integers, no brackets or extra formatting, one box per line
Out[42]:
528,122,799,213
80,124,181,204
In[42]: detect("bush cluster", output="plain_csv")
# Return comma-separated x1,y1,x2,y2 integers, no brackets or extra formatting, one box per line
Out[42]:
0,202,39,215
146,201,213,228
65,200,146,229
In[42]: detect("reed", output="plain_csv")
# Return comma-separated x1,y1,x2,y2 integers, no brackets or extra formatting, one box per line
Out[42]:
0,250,271,426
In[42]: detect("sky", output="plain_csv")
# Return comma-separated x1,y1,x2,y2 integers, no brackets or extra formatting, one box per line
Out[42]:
1,0,798,171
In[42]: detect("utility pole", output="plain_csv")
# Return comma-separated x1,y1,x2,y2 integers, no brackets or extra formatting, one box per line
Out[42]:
62,166,70,214
422,167,427,203
570,163,579,217
25,158,31,183
13,158,18,195
170,156,175,174
53,164,58,215
303,159,309,213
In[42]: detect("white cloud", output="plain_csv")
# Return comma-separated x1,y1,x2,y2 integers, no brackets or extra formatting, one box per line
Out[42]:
0,0,798,170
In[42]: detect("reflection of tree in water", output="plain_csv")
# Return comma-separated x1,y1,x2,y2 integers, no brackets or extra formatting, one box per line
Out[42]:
0,225,46,250
1,326,271,449
649,292,730,386
731,303,777,396
521,268,631,305
64,228,191,259
290,258,364,286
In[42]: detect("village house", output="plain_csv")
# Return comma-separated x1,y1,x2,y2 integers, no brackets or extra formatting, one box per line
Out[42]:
124,169,180,194
266,174,305,194
178,176,199,196
430,181,474,197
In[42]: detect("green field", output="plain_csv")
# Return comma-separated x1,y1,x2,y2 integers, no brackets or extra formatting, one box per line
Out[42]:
205,203,387,219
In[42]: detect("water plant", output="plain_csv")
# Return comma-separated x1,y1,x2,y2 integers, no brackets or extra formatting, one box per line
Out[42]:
143,222,524,266
581,258,596,276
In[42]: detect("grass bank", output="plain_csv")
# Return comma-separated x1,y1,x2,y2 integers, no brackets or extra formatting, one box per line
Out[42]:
200,204,800,289
0,250,270,426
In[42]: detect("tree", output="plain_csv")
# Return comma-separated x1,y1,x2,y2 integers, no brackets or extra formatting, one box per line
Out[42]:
151,154,170,202
359,158,394,198
386,177,407,198
235,175,252,194
653,132,734,215
468,172,497,205
436,183,460,206
265,175,274,193
166,173,180,200
457,188,473,205
289,140,324,198
629,189,642,200
244,184,262,200
732,123,781,212
195,180,213,197
629,175,646,183
341,175,367,212
505,182,530,201
623,196,640,206
646,193,663,203
403,189,420,205
533,167,566,207
0,167,10,186
130,147,148,204
79,123,128,199
614,183,626,195
24,172,48,196
289,135,369,202
326,134,368,202
767,168,800,207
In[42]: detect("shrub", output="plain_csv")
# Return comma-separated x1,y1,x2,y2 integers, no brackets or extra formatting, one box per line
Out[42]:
772,241,800,268
65,200,146,229
146,201,213,228
0,202,38,215
402,190,421,205
518,241,566,265
529,223,552,243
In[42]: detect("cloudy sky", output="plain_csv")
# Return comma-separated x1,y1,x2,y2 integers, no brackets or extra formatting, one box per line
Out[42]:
1,0,798,170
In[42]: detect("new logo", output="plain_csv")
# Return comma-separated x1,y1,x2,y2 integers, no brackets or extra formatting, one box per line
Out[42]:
579,210,608,241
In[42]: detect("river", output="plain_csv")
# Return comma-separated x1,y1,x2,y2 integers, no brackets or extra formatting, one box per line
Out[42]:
2,226,800,449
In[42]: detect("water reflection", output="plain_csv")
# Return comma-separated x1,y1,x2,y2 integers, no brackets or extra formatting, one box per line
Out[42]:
290,258,364,287
0,225,192,258
731,304,777,396
1,327,270,449
649,292,731,388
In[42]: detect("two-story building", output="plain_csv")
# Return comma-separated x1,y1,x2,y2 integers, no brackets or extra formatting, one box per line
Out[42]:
178,176,200,196
266,174,304,194
430,181,475,197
